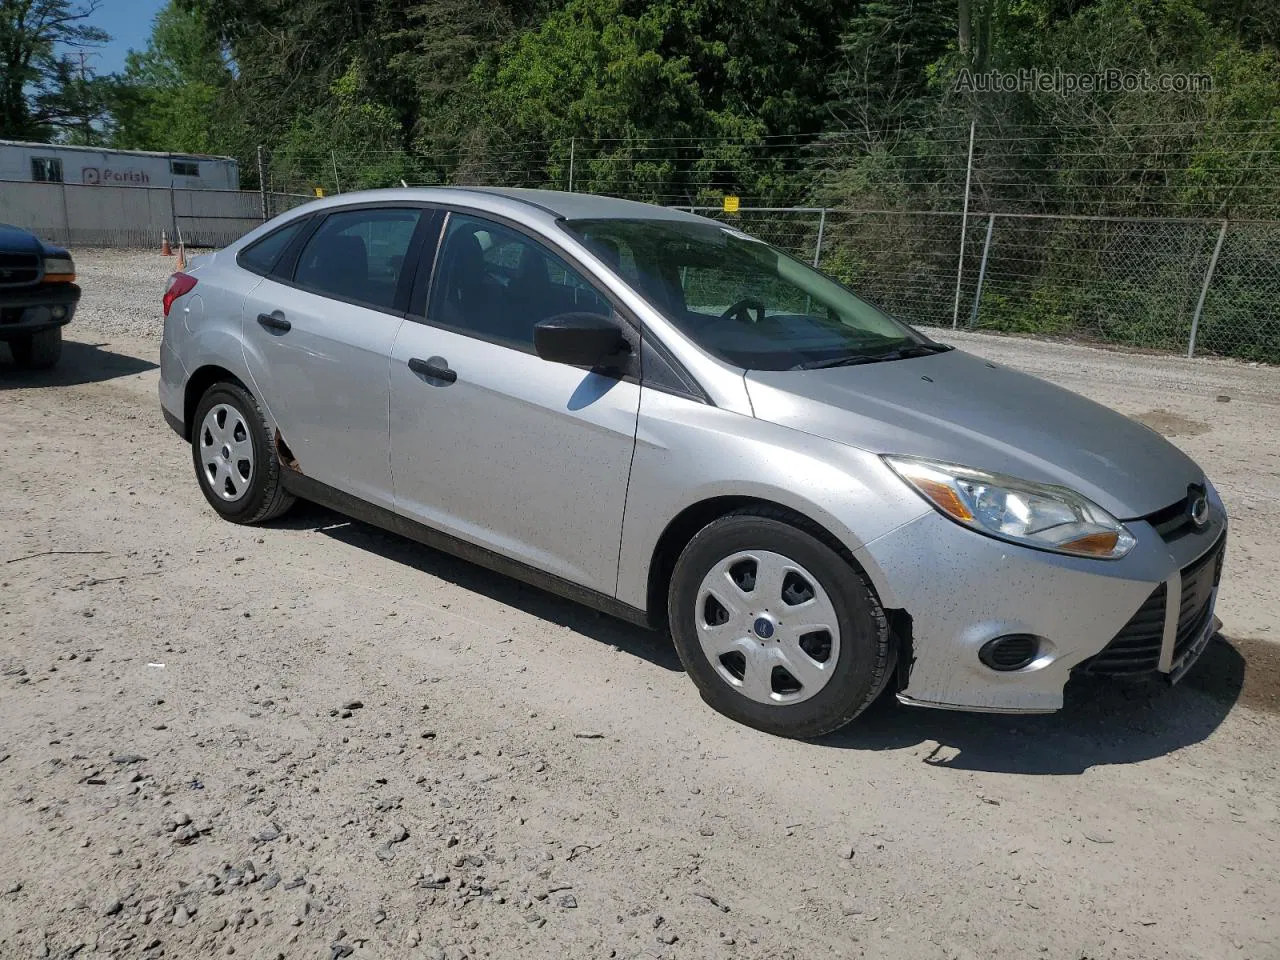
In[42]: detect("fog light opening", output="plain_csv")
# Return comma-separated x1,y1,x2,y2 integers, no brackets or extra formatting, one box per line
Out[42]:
51,305,66,320
979,634,1040,672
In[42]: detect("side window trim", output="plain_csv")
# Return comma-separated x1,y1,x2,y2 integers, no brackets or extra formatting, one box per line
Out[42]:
391,210,444,313
272,215,321,281
405,209,449,319
640,333,709,404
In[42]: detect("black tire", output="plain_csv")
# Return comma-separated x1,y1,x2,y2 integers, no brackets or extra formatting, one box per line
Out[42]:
668,508,894,739
191,381,294,524
10,327,62,369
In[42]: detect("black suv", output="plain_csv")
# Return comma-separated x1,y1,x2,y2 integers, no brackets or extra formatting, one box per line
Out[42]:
0,224,80,369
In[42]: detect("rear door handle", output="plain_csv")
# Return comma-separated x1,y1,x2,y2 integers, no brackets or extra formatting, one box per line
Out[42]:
408,357,457,384
257,311,291,333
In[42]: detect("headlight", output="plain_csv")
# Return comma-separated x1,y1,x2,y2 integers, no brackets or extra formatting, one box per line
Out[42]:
41,256,76,283
884,456,1136,559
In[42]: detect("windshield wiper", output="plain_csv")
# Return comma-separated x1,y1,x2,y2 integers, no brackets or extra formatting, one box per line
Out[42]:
894,342,953,358
792,354,892,370
791,341,952,371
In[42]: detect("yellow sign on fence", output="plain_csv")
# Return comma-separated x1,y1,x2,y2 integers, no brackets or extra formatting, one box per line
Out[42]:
313,186,326,197
723,195,740,213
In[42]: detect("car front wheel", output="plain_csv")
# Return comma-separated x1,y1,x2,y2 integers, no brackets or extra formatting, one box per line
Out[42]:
9,327,62,369
191,381,294,524
668,509,894,738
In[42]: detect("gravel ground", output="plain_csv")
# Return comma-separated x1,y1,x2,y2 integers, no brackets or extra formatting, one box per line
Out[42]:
0,248,1277,959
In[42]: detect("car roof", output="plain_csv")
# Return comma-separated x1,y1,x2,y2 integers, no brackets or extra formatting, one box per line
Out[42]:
297,186,710,224
451,187,707,222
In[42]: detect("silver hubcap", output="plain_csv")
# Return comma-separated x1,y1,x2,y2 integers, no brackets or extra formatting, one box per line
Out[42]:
199,404,254,502
695,550,841,705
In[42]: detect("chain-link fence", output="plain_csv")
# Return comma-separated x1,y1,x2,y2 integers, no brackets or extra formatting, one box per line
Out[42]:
1199,221,1280,363
689,206,1280,362
5,119,1277,362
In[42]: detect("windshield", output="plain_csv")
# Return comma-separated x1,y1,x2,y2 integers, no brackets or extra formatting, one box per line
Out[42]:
562,217,929,371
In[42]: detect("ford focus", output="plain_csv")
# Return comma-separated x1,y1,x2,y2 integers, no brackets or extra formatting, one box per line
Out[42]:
159,188,1226,737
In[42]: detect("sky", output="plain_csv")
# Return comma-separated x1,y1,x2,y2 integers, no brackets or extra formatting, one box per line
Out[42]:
83,0,168,75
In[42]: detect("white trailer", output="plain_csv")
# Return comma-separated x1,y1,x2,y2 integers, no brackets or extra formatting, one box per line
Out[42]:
0,140,239,191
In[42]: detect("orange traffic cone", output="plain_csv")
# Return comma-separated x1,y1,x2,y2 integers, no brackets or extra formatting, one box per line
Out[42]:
161,231,172,256
176,244,187,270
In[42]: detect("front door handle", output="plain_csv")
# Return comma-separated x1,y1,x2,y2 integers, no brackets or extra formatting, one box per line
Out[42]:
257,311,291,333
408,356,457,384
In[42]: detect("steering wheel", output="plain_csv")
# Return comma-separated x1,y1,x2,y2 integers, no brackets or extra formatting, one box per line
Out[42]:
720,297,767,324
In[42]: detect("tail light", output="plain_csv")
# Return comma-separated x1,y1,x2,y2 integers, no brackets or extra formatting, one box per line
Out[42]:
163,272,198,317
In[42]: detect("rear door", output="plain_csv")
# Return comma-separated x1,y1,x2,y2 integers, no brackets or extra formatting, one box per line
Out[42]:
241,205,439,508
387,211,641,594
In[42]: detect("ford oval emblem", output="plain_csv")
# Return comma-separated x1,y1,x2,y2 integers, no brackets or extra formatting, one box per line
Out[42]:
1189,493,1209,529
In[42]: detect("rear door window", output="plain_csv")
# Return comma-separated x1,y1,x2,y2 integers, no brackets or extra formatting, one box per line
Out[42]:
293,208,423,311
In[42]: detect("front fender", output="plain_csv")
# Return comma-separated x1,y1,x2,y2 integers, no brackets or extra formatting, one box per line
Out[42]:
615,389,929,612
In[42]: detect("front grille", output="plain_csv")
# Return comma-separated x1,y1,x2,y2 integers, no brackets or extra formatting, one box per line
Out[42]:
1077,583,1166,676
1172,533,1225,663
0,252,40,287
1079,534,1225,678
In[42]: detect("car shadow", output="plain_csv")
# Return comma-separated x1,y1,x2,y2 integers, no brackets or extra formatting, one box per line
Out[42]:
272,501,684,672
270,503,1253,772
0,338,157,387
821,635,1248,774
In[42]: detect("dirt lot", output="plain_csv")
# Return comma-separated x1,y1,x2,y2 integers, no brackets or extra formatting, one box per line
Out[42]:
1,249,1277,960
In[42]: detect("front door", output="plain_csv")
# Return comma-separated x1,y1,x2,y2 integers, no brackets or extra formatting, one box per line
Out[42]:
388,212,641,595
241,206,432,508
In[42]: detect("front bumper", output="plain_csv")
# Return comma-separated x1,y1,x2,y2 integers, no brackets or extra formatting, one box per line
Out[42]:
854,491,1227,713
0,283,80,339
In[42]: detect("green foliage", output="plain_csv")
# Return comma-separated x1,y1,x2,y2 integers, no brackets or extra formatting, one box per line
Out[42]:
272,57,410,193
1,0,111,141
95,0,1278,217
109,2,231,153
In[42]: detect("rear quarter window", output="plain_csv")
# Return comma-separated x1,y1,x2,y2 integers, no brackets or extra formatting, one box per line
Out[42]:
238,219,308,276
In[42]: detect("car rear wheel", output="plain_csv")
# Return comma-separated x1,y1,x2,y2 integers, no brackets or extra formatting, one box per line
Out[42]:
191,382,294,524
668,509,894,738
9,327,62,369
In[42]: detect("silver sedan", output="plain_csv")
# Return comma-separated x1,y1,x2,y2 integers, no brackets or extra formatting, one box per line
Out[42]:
158,188,1226,738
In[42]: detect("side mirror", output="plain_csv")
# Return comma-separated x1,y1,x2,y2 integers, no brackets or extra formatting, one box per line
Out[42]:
533,312,629,368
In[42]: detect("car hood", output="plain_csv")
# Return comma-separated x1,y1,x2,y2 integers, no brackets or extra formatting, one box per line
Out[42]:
744,348,1202,519
0,223,42,254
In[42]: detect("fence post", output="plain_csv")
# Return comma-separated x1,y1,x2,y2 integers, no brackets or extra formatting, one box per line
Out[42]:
168,182,178,252
812,208,827,268
1188,219,1228,359
256,145,269,222
568,137,576,193
951,120,976,328
58,180,71,245
967,214,996,327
